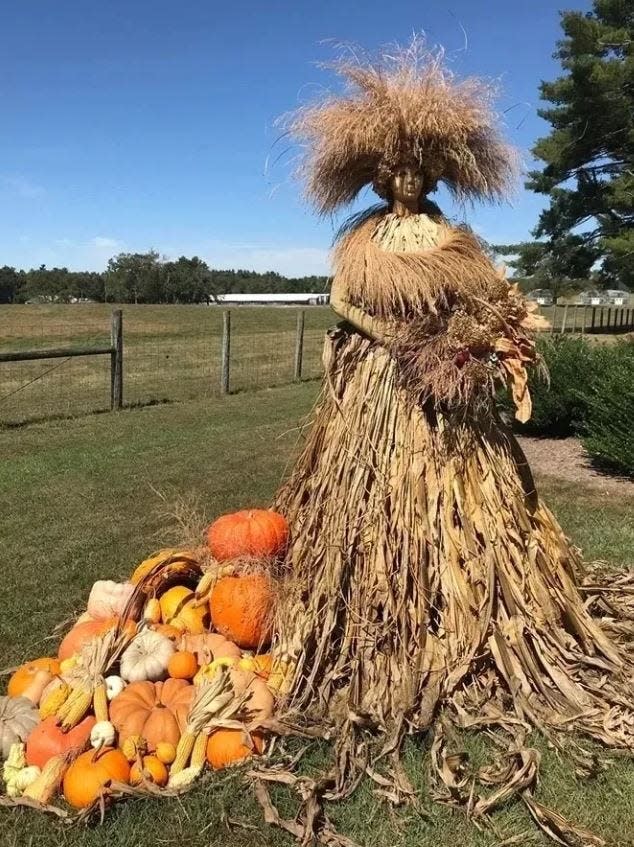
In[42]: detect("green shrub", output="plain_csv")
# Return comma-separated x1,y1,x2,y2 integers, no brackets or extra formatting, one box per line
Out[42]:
581,343,634,477
502,335,596,437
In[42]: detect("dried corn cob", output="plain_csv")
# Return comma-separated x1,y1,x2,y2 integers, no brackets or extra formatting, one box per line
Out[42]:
60,686,93,731
190,732,207,769
92,681,109,723
22,753,70,804
39,680,70,719
167,764,202,791
171,731,196,775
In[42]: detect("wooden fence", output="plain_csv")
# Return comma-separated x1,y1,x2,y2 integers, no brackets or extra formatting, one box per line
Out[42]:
1,304,632,425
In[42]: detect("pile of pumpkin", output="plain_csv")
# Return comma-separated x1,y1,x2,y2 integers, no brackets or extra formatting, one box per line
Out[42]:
0,509,290,814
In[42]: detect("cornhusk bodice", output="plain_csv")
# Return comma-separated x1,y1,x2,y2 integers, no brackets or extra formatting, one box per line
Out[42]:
333,210,508,320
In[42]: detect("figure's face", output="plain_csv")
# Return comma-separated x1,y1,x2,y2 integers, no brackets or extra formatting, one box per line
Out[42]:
390,164,424,206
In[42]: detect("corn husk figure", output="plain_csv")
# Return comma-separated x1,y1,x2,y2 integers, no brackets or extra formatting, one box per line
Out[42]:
268,40,634,846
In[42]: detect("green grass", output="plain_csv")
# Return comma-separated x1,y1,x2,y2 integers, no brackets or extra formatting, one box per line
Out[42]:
0,383,632,846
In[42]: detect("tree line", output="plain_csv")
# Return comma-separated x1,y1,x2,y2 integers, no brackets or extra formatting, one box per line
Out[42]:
0,252,330,304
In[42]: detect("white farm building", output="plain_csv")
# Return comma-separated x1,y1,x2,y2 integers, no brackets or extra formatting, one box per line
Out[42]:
211,292,330,306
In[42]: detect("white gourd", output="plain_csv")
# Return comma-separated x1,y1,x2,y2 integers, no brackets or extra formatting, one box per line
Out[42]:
120,630,174,682
104,675,125,700
90,721,116,749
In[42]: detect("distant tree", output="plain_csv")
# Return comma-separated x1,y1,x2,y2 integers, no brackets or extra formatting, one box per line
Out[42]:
161,256,211,303
494,236,599,300
527,0,633,288
105,251,162,303
0,266,25,303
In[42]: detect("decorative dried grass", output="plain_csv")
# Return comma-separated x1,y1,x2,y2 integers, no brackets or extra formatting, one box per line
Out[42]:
270,325,634,845
282,37,519,214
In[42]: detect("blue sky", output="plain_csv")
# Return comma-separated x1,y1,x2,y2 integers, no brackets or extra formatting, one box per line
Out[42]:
0,0,589,277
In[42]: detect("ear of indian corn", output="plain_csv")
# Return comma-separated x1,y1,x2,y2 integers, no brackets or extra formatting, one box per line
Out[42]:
190,732,207,769
39,681,70,719
60,687,92,730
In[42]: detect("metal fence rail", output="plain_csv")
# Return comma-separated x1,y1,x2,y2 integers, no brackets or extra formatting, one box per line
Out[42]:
1,304,632,427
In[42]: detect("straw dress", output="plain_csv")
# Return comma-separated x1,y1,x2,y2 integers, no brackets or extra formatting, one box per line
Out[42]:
274,211,632,748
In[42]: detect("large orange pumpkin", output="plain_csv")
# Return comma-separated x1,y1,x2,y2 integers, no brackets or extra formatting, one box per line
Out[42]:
205,728,264,770
25,715,96,769
206,509,288,561
8,658,60,698
57,617,135,661
109,679,194,751
63,747,130,808
209,574,275,650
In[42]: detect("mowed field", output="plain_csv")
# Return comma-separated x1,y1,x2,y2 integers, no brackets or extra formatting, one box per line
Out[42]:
0,381,633,846
0,304,333,425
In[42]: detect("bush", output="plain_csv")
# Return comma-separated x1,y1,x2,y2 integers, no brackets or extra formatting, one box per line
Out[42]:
581,343,634,477
501,335,596,437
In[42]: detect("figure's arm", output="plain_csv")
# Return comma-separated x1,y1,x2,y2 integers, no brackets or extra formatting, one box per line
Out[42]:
330,275,396,345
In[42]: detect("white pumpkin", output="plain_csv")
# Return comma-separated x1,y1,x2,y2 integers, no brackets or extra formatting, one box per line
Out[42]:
87,580,135,619
120,630,174,682
90,721,116,749
104,675,125,700
0,697,39,759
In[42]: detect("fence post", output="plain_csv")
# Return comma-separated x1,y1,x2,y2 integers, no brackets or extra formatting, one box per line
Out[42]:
220,310,231,395
560,304,569,334
294,310,305,381
550,305,556,334
591,306,596,331
571,306,578,334
581,306,587,335
110,309,123,411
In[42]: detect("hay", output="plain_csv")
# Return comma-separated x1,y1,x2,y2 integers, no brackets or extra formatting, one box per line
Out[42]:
282,37,519,213
269,212,634,846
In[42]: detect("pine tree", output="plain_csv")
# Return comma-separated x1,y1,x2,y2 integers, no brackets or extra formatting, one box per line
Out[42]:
527,0,633,288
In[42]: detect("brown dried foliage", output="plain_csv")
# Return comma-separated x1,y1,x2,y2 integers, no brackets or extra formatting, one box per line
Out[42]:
283,38,519,213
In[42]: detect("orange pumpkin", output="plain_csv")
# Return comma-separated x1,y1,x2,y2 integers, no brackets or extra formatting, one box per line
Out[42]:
58,617,135,661
209,574,275,650
167,651,198,680
109,679,194,751
130,755,168,787
8,658,60,698
63,747,130,808
206,509,288,561
205,728,264,770
26,715,96,769
159,586,209,634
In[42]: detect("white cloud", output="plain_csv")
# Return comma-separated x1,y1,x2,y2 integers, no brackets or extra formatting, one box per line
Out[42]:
91,236,120,249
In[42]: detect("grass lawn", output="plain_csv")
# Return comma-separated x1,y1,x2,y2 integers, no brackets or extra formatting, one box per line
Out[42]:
0,383,632,846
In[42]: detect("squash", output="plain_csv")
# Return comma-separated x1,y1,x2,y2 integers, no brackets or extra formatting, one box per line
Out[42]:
7,658,61,698
159,586,209,634
120,630,174,682
179,632,241,666
57,617,135,661
209,574,275,649
63,747,130,809
205,728,264,769
130,754,168,787
21,670,54,706
237,654,273,679
109,679,194,751
155,741,177,765
87,580,135,620
25,715,96,769
143,598,162,624
206,509,288,561
0,696,39,758
167,651,198,680
130,549,198,586
105,675,125,701
90,721,116,749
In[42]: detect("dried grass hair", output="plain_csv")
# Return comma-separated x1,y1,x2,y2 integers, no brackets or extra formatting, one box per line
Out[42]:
283,37,519,214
